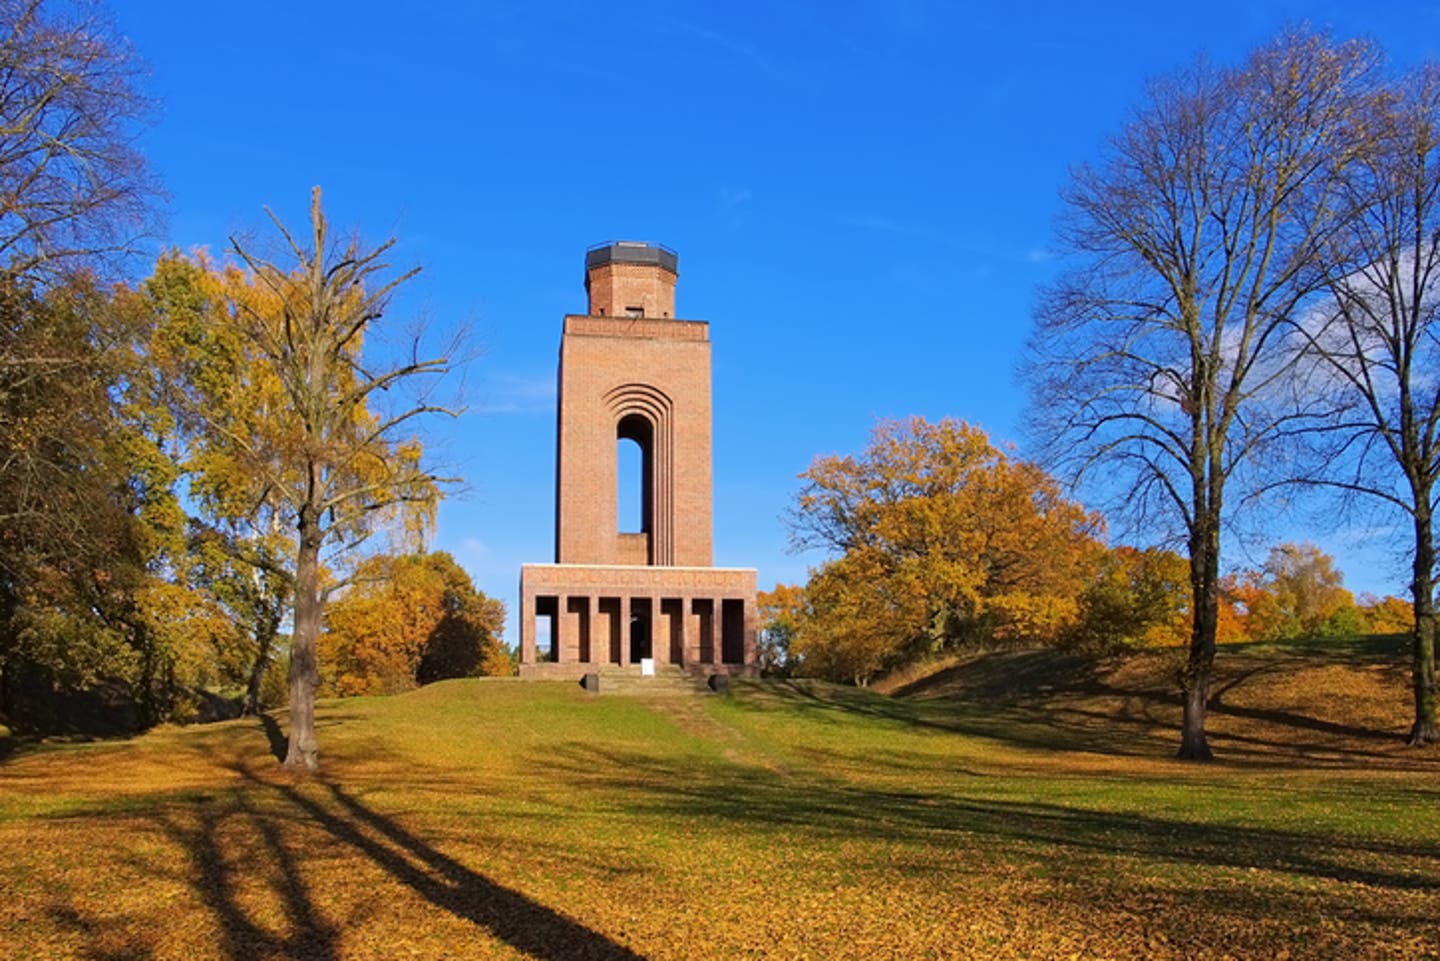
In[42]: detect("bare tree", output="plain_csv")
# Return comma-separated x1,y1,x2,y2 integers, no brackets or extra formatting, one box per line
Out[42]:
1027,31,1379,760
222,188,455,771
0,0,155,285
1296,65,1440,744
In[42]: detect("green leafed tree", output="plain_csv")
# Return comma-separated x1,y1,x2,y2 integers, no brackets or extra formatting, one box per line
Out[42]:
1236,543,1362,643
1066,546,1191,651
0,0,161,726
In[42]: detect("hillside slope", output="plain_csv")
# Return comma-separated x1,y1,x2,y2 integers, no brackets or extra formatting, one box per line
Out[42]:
2,644,1439,959
880,635,1420,764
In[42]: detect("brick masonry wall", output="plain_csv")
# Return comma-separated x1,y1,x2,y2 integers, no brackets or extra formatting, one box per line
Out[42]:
555,314,713,567
585,262,677,318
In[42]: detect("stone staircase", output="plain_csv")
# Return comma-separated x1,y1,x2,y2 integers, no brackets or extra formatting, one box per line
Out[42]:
581,664,717,697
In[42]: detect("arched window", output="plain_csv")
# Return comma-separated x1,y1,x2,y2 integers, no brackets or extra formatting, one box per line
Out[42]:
616,414,653,535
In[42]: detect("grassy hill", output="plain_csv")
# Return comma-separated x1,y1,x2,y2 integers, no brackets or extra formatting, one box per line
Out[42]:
3,638,1440,959
876,634,1421,765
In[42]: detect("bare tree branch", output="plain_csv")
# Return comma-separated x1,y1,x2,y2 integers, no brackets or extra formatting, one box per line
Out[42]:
1026,30,1381,760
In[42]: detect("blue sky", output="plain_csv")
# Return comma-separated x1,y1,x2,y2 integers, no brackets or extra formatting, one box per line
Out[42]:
118,1,1440,640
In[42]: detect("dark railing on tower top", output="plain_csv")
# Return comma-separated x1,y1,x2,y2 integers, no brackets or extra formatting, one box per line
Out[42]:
585,241,679,275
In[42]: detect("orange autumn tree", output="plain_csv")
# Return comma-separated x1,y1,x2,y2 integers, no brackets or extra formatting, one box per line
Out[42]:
786,417,1102,684
1218,544,1413,643
320,551,507,696
1230,543,1363,642
1360,594,1416,635
1214,574,1250,646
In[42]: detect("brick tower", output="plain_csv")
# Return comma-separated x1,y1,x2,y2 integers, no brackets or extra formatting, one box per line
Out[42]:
518,242,757,677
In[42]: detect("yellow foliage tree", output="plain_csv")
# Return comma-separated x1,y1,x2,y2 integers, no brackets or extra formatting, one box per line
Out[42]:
787,417,1102,683
320,552,507,697
791,552,902,686
756,583,805,676
1360,594,1416,635
167,189,455,770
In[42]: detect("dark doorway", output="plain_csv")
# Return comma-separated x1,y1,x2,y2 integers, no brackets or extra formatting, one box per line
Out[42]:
629,598,653,662
721,599,745,665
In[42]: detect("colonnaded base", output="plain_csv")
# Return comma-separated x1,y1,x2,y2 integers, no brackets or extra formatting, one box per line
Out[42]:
519,564,758,678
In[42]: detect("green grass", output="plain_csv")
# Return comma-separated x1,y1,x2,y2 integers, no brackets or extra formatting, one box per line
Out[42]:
3,643,1440,959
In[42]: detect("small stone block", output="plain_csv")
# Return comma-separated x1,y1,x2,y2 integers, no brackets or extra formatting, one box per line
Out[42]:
581,672,600,693
707,673,728,694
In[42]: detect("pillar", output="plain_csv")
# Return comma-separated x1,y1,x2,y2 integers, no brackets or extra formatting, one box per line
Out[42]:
520,587,536,665
619,596,631,666
744,596,758,671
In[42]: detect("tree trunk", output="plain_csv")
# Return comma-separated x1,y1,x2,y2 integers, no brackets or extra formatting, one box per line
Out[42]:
0,654,10,727
241,608,278,717
284,509,322,771
1179,517,1219,761
135,621,163,729
1,591,13,724
1407,508,1438,746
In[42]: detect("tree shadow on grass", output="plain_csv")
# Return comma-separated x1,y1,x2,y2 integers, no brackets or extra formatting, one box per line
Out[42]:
34,706,646,961
42,901,160,961
737,647,1435,768
0,731,28,762
146,790,342,960
727,676,1183,760
99,752,647,961
259,711,287,763
533,740,1440,954
292,774,645,961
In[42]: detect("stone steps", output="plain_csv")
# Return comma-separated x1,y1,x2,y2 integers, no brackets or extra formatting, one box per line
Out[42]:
582,666,713,696
516,660,744,694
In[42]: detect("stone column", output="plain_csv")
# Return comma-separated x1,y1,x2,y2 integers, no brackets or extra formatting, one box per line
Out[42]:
619,596,631,667
555,593,567,663
650,594,663,664
520,585,536,666
713,596,725,665
685,598,701,666
578,595,595,665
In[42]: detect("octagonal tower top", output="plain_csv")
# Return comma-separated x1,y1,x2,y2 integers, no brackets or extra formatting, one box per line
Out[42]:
584,241,679,319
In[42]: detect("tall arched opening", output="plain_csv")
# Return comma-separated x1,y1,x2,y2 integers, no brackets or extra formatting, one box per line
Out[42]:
616,413,654,564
